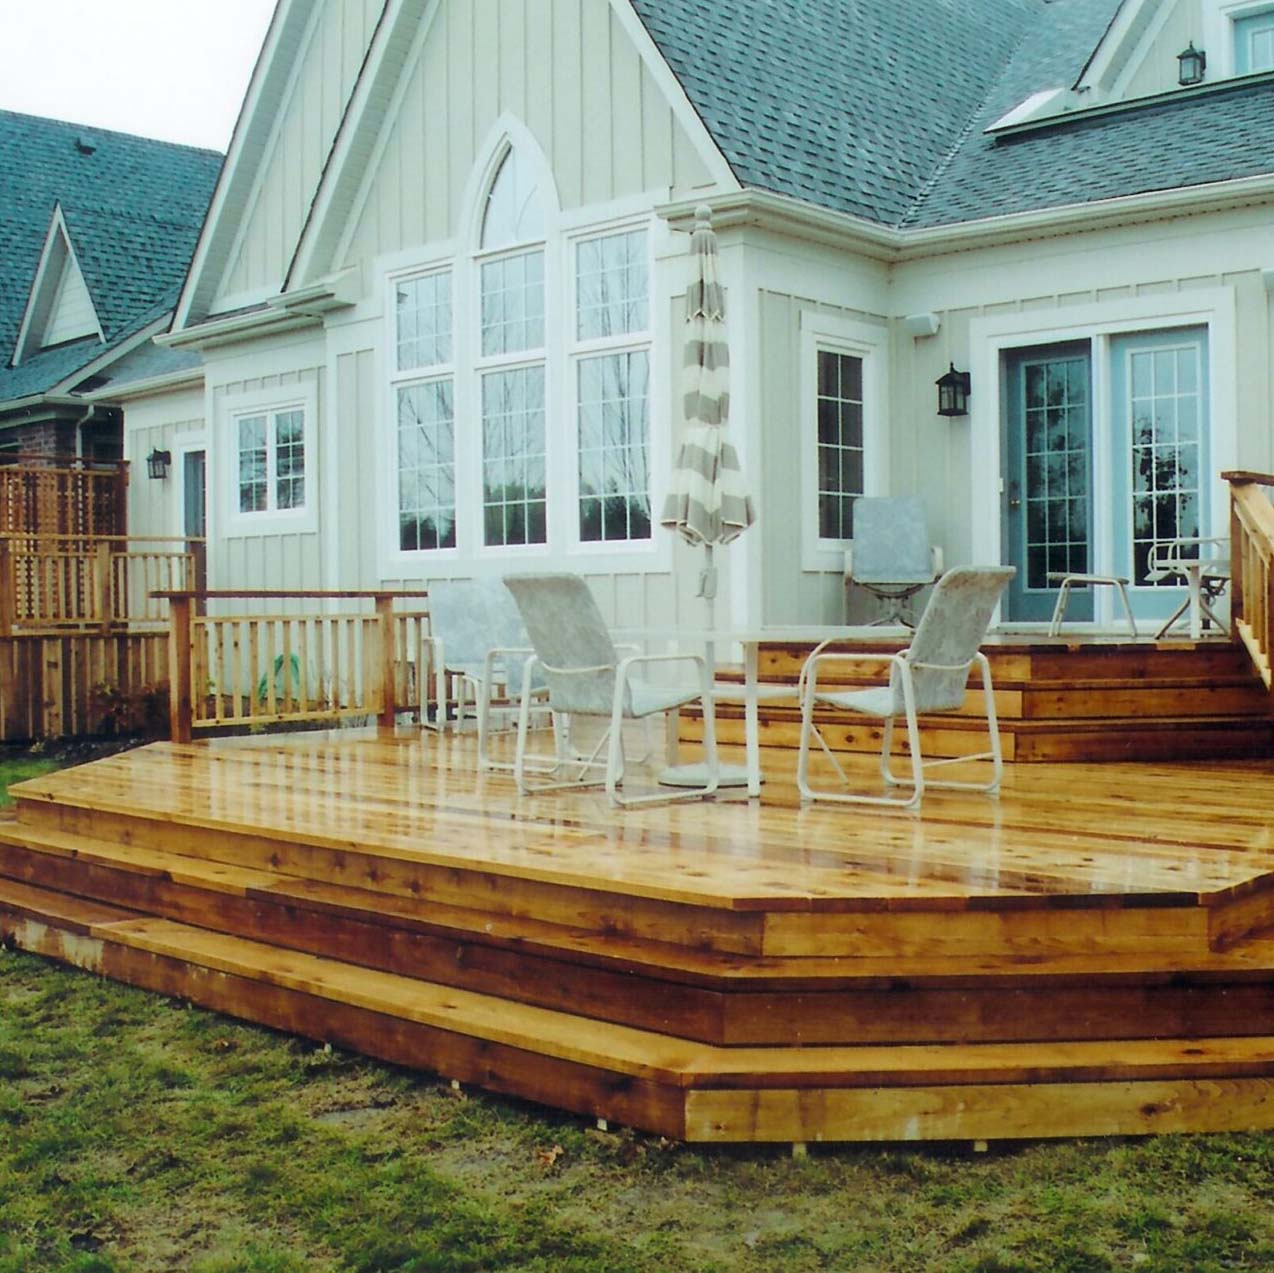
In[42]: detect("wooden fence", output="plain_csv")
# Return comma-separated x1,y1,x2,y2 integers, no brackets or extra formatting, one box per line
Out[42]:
1226,470,1274,690
160,591,431,742
0,534,203,634
0,456,127,536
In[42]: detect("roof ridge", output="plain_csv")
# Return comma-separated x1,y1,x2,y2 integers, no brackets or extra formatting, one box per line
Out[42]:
0,107,224,158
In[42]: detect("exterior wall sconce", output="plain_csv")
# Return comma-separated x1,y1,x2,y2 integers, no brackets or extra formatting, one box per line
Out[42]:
1178,42,1206,85
936,363,971,417
146,448,172,480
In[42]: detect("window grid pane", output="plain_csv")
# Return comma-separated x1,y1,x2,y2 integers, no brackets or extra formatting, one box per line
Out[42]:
396,271,452,371
576,229,649,340
1128,345,1202,585
483,366,546,546
274,409,305,510
816,351,864,540
238,415,268,514
578,351,651,542
481,250,545,356
1022,356,1089,590
398,381,456,551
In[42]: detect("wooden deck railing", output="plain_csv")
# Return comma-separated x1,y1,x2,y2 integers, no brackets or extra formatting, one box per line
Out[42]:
157,590,431,742
0,455,128,536
0,534,204,634
1224,471,1274,689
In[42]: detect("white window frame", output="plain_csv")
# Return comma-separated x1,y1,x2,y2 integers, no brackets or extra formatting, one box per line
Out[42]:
565,221,656,557
221,384,318,538
1204,0,1274,77
377,127,667,576
799,311,891,572
388,262,458,559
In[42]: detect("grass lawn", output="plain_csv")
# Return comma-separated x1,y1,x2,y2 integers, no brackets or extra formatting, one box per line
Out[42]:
0,754,60,808
2,950,1274,1271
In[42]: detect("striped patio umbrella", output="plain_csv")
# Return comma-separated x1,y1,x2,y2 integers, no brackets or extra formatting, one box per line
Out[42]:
660,205,755,608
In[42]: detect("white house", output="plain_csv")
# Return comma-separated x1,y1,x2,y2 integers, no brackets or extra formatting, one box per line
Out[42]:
102,0,1274,633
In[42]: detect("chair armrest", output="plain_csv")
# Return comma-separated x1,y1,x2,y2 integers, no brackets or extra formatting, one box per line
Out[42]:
799,646,909,700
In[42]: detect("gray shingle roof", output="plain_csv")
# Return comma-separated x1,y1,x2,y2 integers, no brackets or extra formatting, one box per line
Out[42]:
632,0,1274,230
0,111,222,404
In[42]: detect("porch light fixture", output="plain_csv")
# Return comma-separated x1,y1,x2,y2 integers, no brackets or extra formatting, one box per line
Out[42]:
1178,42,1206,85
146,448,171,480
936,363,971,417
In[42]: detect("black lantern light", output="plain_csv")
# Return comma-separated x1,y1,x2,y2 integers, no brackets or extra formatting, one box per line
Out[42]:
146,448,172,480
1178,41,1206,86
935,363,971,417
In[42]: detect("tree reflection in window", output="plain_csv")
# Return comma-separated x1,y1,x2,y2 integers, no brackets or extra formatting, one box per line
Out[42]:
482,366,546,545
578,352,650,541
1129,345,1200,585
398,381,456,551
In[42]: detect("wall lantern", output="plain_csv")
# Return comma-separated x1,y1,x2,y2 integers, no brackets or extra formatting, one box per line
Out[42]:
146,448,172,480
936,363,971,417
1178,42,1206,86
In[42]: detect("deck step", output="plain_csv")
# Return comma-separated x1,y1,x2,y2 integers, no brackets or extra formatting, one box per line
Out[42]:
9,875,1274,1142
6,825,1274,1047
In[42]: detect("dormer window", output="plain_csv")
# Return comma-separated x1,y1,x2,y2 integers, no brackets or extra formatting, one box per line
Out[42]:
1235,9,1274,72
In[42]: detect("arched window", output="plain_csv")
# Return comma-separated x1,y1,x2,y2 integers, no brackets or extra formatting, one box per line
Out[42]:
387,129,654,564
476,148,547,545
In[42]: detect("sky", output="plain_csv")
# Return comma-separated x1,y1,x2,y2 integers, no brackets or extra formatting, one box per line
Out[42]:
0,0,277,152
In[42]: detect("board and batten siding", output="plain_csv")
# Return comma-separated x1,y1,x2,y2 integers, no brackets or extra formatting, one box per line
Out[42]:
210,368,325,602
213,0,384,308
1118,0,1201,100
340,0,716,266
123,386,206,544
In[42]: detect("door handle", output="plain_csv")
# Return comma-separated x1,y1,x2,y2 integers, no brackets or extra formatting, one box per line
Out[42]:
1007,480,1022,510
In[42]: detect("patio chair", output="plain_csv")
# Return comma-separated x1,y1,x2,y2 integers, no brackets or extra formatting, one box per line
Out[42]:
425,578,548,771
799,565,1015,811
503,573,719,807
844,496,942,626
1146,536,1230,638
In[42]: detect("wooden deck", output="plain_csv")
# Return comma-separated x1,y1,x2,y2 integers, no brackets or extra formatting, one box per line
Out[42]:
7,725,1274,1144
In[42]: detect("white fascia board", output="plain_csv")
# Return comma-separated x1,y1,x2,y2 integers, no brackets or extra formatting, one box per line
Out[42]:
157,305,320,353
289,0,437,290
609,0,740,194
11,204,104,366
657,189,901,260
82,366,204,404
172,0,316,332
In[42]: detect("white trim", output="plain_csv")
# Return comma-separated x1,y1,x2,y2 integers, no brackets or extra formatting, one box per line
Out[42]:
12,205,104,365
798,310,891,573
1075,0,1153,93
1107,0,1178,100
609,0,740,194
967,288,1237,620
1206,0,1274,77
219,382,319,538
48,315,174,397
172,432,209,541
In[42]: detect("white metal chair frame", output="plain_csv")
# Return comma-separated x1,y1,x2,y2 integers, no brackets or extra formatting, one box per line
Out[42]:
1146,536,1230,638
797,646,1003,811
514,651,718,807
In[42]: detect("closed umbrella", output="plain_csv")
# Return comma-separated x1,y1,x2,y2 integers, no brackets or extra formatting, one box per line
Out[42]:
660,205,755,787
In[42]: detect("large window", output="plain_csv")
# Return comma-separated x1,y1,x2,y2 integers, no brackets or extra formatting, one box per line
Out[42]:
235,406,306,515
393,267,454,551
388,141,653,563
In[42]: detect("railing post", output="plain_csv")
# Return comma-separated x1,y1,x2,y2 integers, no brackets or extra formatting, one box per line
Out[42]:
93,540,112,633
168,594,194,744
1230,482,1243,641
376,592,397,732
0,538,11,637
189,541,207,614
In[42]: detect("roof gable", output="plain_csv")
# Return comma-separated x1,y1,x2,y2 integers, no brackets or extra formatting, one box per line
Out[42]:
0,110,221,402
11,204,103,364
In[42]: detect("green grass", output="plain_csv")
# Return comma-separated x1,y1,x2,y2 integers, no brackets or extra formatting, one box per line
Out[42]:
0,755,60,807
4,951,1274,1270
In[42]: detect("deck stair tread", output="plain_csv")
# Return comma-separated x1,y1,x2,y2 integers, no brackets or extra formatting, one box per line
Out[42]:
8,875,1274,1090
12,790,1272,914
9,823,1274,987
